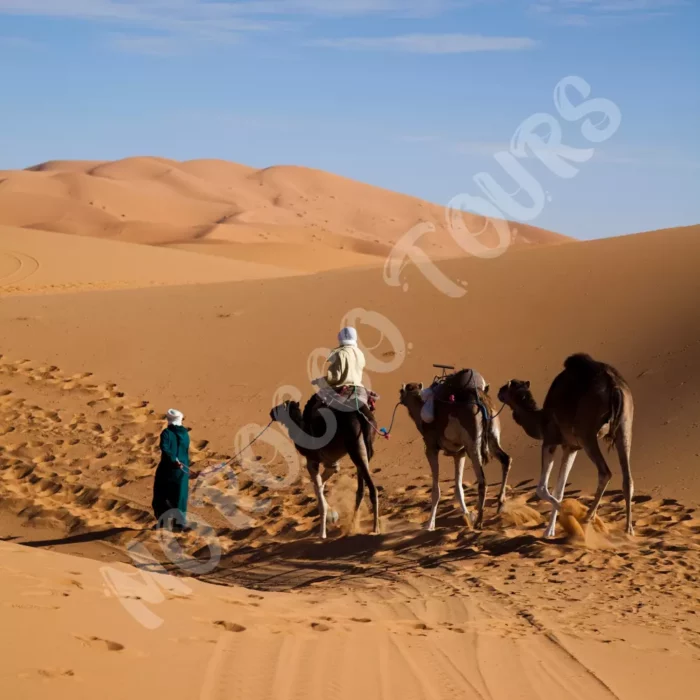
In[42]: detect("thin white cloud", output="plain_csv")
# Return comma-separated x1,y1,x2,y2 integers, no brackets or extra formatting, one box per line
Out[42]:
530,0,688,23
0,35,41,49
558,13,591,24
0,1,479,53
0,0,457,20
398,134,441,143
593,149,700,168
108,33,185,56
313,33,538,53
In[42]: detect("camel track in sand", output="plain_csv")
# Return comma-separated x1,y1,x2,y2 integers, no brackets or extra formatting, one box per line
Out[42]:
1,353,699,700
195,573,622,700
0,249,40,287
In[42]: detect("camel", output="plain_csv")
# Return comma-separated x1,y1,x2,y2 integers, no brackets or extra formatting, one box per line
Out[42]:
399,371,512,530
498,353,634,538
270,397,379,540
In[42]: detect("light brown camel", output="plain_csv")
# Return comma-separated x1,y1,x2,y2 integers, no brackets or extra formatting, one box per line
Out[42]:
399,371,512,530
270,398,379,540
498,353,634,538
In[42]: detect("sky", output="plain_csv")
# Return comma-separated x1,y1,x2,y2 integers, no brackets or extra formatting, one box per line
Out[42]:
0,0,698,239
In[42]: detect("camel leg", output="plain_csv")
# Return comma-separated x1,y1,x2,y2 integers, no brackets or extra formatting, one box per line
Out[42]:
308,462,328,540
352,461,365,530
491,438,512,514
487,420,512,513
536,443,559,513
348,441,380,535
544,446,578,538
453,454,471,524
426,447,441,531
466,443,486,530
582,439,612,525
616,430,635,536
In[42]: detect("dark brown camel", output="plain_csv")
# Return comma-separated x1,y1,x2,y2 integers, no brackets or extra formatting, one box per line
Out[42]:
498,353,634,537
399,372,512,530
270,398,379,540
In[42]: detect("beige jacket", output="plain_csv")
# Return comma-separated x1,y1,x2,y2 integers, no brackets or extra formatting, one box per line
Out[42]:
326,345,365,388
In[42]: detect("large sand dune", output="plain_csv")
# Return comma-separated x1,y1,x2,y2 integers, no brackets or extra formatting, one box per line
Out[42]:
0,157,570,272
0,158,697,700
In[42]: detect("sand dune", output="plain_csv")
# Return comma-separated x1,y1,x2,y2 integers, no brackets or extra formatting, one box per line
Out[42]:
0,225,302,295
5,534,695,700
0,155,698,700
0,157,571,273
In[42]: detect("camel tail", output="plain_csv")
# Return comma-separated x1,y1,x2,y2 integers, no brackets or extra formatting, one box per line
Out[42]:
480,429,491,465
478,390,493,465
605,379,632,451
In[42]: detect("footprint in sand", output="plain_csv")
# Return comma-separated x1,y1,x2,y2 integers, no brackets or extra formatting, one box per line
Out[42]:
213,620,247,633
76,636,125,652
21,669,76,680
311,622,331,632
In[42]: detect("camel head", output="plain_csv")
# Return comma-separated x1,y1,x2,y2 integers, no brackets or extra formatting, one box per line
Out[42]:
399,382,423,406
270,400,303,427
497,380,532,408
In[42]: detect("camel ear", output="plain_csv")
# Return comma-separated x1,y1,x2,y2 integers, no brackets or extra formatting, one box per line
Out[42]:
525,381,530,389
400,384,405,392
419,382,423,391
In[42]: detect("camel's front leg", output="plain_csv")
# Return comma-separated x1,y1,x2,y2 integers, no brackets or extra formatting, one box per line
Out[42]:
537,444,560,537
545,447,578,538
308,462,328,540
426,447,441,531
453,454,473,525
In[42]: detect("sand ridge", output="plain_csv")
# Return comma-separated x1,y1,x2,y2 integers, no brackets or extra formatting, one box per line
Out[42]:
0,157,571,273
1,350,698,699
0,165,698,699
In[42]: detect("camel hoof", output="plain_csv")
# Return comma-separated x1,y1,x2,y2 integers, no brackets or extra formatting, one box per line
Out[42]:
544,526,556,539
626,526,635,537
426,523,436,532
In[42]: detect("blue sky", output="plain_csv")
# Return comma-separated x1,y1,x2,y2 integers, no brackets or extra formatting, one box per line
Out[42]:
0,1,698,239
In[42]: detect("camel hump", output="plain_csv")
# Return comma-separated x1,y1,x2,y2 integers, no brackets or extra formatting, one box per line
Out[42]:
563,353,600,374
564,353,627,383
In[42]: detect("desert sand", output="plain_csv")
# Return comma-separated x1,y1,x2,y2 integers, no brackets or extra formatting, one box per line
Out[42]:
0,159,698,699
0,157,568,273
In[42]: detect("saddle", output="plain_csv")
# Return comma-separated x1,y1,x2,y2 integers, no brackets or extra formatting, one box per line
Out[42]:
334,385,379,412
431,368,487,402
303,385,378,429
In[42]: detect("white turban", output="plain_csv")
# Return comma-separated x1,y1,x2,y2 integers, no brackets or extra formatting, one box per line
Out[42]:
338,327,358,347
166,408,184,426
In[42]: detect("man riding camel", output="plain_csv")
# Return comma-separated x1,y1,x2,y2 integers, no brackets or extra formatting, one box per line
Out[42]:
307,327,374,423
325,326,365,391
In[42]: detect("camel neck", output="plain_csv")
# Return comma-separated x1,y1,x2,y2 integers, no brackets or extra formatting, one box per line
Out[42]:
404,400,424,432
512,404,545,440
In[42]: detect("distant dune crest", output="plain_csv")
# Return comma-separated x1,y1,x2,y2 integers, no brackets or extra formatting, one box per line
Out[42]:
0,156,570,274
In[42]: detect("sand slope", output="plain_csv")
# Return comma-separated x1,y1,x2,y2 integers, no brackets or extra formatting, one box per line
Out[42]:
0,157,570,273
1,217,698,698
0,225,303,295
1,526,697,700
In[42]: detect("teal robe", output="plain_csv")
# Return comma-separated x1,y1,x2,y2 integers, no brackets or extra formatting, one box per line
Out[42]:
152,424,191,528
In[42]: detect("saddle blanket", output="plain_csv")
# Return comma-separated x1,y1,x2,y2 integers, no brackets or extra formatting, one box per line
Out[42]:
317,385,379,413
